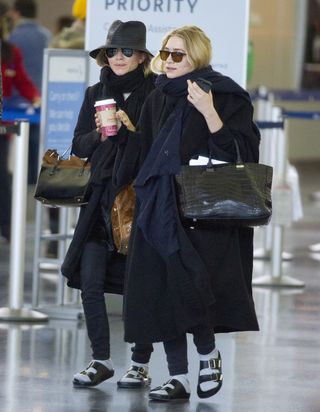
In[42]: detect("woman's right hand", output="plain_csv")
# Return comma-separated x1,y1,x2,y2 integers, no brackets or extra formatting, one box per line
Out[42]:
95,113,108,142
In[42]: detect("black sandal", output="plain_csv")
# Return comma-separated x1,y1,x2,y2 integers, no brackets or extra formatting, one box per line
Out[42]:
149,379,190,402
73,361,114,387
197,352,223,398
117,365,151,388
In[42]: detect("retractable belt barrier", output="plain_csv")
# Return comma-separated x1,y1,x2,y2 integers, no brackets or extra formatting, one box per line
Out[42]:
252,87,320,288
0,120,48,321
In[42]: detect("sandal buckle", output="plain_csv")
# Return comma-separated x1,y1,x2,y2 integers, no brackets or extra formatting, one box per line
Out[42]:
209,358,221,369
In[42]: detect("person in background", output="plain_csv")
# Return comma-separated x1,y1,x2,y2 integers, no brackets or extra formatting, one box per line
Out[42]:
8,0,51,184
116,25,260,402
47,0,86,259
49,0,86,49
52,15,74,38
0,8,40,242
61,20,156,389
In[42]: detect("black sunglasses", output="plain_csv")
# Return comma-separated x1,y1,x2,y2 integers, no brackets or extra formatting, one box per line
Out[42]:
159,49,186,63
106,48,134,58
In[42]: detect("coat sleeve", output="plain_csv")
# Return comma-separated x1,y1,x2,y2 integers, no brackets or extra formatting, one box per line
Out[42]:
208,94,260,163
113,93,155,187
72,86,101,158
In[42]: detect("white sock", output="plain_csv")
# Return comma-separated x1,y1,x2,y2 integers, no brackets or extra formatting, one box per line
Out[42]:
73,359,113,383
170,374,190,393
199,348,220,392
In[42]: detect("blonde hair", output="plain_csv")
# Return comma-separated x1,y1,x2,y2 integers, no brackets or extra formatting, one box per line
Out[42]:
151,25,212,74
96,49,152,76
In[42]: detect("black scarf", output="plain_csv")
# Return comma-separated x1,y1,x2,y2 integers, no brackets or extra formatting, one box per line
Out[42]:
99,64,146,108
94,65,149,184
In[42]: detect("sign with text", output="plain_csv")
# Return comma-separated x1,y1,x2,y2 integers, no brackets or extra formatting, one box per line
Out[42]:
86,0,249,87
40,49,89,155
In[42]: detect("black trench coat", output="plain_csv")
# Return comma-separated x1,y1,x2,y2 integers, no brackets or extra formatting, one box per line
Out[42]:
117,74,261,344
61,74,155,294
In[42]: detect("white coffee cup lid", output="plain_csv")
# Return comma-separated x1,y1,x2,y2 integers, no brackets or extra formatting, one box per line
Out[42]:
94,98,116,107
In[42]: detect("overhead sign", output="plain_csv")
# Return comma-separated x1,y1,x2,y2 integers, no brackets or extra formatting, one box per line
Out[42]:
86,0,249,87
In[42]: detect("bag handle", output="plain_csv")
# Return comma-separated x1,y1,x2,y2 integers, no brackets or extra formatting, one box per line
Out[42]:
207,138,244,169
48,145,89,176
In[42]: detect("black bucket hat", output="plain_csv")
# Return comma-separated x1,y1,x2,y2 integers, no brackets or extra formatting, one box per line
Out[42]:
89,20,152,59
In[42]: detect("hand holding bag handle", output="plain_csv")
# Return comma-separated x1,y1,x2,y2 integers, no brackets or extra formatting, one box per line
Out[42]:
175,139,273,227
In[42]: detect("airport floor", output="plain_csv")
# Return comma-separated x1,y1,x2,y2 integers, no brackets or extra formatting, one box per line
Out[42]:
0,161,319,412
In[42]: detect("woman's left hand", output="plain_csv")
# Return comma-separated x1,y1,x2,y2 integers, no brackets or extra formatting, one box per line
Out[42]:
116,110,136,132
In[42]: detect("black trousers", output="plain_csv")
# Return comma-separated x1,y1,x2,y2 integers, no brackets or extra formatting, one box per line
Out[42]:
80,241,153,361
163,325,215,375
0,135,12,240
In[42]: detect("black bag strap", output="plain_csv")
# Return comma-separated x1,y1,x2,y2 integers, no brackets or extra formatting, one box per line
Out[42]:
207,138,243,168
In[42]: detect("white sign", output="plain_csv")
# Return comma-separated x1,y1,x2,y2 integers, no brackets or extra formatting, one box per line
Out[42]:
86,0,250,87
48,56,87,82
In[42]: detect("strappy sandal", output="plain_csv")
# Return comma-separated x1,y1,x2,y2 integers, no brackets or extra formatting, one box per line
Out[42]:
117,365,151,388
73,361,114,387
149,379,190,402
197,351,223,398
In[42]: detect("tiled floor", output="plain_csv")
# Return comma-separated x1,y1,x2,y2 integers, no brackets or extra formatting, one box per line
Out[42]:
0,162,319,412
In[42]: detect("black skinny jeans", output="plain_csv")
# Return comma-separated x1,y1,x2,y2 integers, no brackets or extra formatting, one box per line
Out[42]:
163,325,215,375
80,240,153,362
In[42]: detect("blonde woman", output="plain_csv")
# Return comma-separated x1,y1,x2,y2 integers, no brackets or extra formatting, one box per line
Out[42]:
117,25,260,401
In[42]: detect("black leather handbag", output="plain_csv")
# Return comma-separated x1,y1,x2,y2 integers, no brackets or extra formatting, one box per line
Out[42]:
175,141,273,227
34,149,91,207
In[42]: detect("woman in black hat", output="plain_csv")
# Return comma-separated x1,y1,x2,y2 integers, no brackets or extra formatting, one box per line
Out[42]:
116,25,260,401
61,20,156,388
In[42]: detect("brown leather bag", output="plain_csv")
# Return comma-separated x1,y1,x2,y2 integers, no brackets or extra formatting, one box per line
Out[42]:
34,149,91,207
111,184,136,255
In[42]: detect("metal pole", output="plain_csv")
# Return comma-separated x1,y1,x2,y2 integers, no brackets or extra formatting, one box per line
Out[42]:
253,111,304,288
0,121,48,321
31,201,43,307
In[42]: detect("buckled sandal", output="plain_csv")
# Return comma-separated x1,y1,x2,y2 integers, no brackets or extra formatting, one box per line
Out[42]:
197,351,223,398
149,379,190,402
117,366,151,388
73,361,114,387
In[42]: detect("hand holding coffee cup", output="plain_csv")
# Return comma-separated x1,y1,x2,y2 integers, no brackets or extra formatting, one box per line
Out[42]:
94,99,118,140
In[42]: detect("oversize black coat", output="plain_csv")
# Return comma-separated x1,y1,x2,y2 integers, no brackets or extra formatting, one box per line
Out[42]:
119,71,261,344
61,72,155,294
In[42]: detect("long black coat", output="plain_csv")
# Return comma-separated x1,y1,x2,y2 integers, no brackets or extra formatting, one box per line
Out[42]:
120,75,261,344
61,73,155,293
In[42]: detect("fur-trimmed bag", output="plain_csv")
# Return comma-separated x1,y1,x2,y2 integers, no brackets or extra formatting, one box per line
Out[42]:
110,184,135,254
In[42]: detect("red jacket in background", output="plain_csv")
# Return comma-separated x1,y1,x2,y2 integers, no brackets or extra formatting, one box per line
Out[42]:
1,45,40,103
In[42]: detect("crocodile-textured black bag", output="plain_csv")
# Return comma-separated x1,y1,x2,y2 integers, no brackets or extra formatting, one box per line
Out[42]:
175,141,273,227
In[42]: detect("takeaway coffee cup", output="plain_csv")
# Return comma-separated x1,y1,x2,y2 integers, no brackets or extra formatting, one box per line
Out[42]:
94,98,117,137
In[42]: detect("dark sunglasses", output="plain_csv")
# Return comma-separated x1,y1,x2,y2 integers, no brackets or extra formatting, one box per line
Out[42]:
159,49,186,63
106,48,134,58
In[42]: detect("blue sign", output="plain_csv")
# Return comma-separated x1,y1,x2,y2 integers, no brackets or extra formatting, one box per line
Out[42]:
44,82,86,153
40,49,89,156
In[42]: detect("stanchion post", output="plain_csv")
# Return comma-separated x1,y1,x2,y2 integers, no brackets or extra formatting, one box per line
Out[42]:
254,88,274,260
0,121,48,321
253,109,304,288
